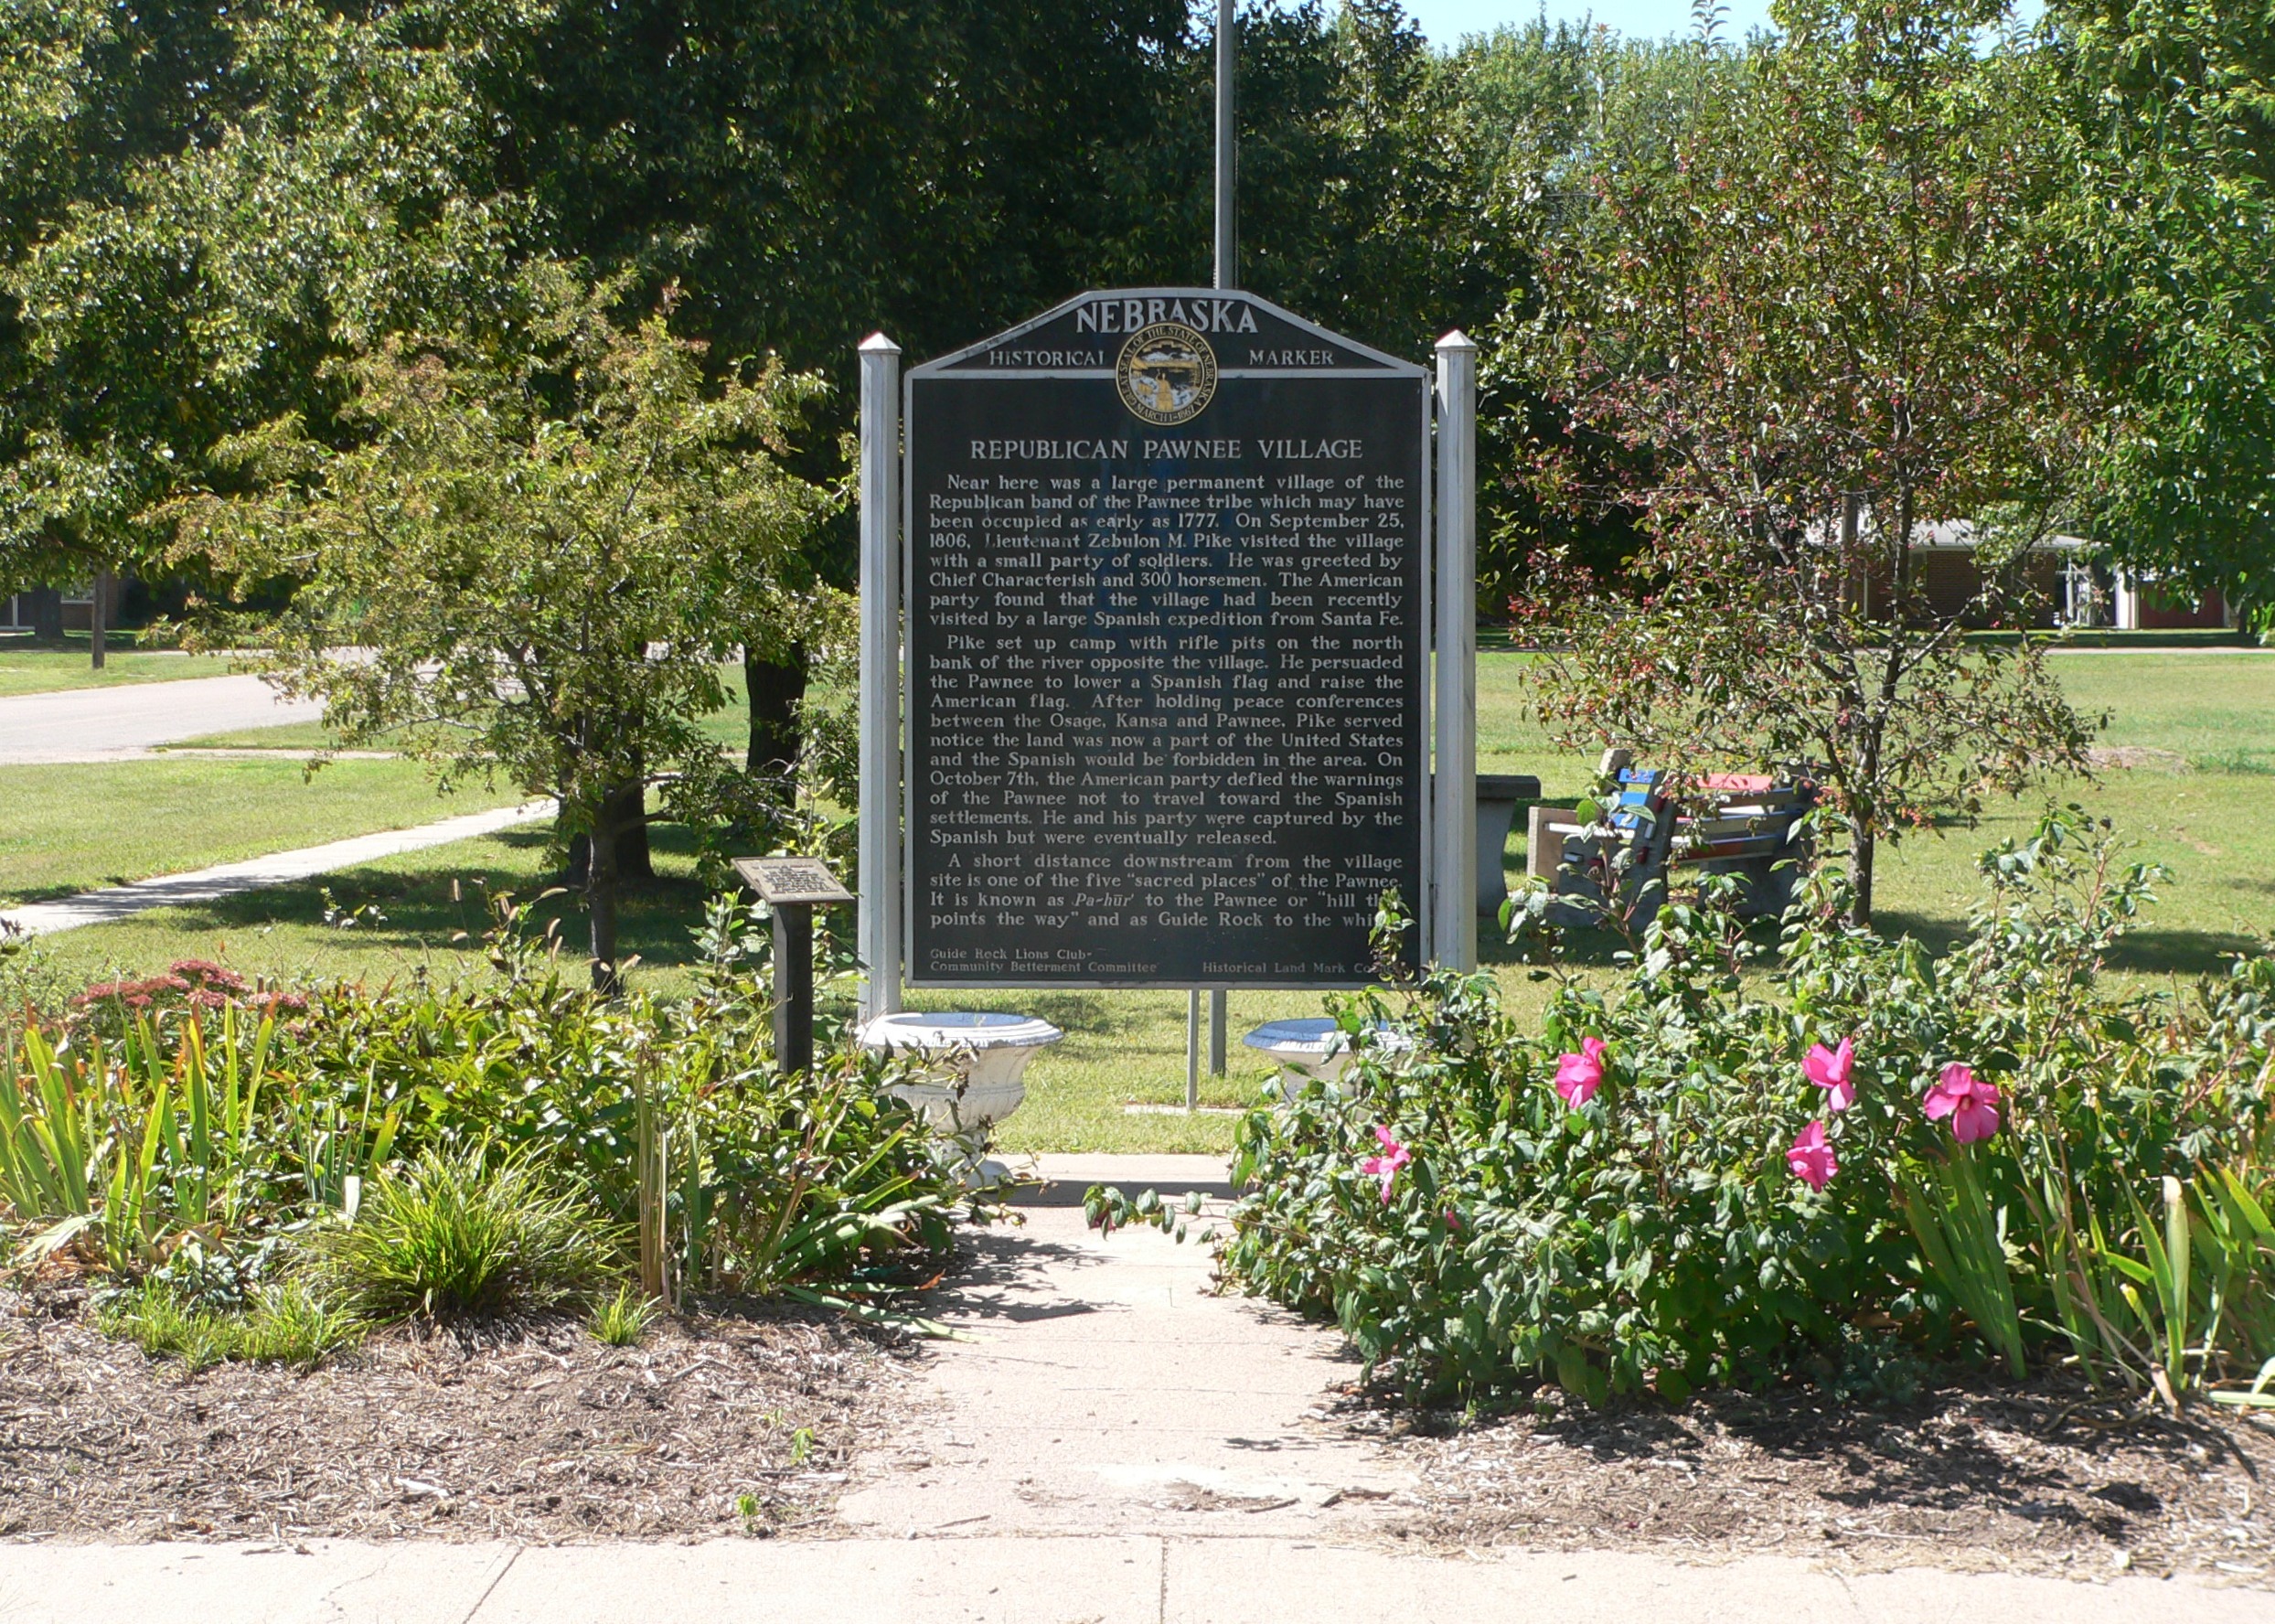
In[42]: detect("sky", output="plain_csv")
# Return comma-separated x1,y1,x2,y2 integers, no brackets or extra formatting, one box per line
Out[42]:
1397,0,1778,45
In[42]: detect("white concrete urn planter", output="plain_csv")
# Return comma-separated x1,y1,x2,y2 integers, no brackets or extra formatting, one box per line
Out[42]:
857,1012,1063,1154
1242,1017,1412,1093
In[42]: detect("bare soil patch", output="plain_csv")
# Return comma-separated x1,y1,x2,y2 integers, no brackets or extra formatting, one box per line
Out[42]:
2088,743,2192,772
1357,1376,2274,1584
0,1283,912,1544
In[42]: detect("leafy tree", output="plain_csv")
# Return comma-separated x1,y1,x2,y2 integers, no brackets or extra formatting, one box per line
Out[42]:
2051,0,2275,621
1451,20,1693,609
486,0,1197,774
1511,0,2101,925
178,269,835,989
0,0,526,659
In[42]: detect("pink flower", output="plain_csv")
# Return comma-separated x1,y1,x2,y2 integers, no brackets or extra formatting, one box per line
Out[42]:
1359,1126,1411,1203
1554,1036,1607,1107
1787,1120,1837,1191
1804,1037,1857,1112
1922,1063,2003,1143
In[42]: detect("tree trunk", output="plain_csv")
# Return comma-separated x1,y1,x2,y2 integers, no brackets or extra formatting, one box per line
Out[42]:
1848,824,1876,929
587,811,625,998
89,568,111,670
612,768,653,880
566,768,650,884
744,646,806,780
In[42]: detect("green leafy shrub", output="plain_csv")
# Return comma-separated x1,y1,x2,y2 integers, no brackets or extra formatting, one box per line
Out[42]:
267,893,979,1307
310,1145,618,1321
1138,810,2275,1407
1,891,983,1355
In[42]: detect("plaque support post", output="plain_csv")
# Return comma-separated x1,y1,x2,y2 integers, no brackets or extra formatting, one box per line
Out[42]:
858,333,903,1023
1187,989,1202,1111
1433,332,1479,971
773,901,816,1075
1209,988,1227,1075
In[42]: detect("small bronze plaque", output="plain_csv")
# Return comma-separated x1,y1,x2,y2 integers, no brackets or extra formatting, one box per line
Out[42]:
732,856,854,906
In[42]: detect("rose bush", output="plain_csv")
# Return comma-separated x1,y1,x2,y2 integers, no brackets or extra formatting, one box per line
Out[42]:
1127,811,2275,1406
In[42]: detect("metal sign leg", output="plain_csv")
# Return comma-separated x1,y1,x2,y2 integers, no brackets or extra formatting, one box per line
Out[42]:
1187,988,1202,1112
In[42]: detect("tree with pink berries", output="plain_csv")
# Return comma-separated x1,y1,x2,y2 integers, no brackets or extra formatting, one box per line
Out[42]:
1510,0,2102,924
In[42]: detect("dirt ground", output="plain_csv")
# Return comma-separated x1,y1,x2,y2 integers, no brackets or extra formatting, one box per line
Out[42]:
0,1282,910,1544
1362,1375,2275,1585
8,1266,2274,1587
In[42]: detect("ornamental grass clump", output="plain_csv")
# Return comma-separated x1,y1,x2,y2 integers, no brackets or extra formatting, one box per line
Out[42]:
310,1145,619,1322
101,1279,364,1371
1122,808,2275,1410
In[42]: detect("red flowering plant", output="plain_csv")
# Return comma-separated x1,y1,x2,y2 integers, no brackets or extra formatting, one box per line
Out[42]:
69,959,309,1034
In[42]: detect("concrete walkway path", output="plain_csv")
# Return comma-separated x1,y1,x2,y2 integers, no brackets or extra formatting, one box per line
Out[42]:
0,1155,2263,1620
0,673,323,763
0,800,553,936
1,1533,2260,1624
838,1155,1408,1542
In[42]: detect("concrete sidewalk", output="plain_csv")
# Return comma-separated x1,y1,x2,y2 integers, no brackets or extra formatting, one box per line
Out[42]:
0,673,323,764
0,1533,2258,1623
0,800,554,936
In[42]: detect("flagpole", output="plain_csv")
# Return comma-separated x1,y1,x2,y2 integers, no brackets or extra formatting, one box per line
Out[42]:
1196,0,1235,1101
1214,0,1235,291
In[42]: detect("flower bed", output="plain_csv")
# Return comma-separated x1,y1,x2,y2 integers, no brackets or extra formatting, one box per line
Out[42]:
1126,811,2275,1410
0,894,988,1361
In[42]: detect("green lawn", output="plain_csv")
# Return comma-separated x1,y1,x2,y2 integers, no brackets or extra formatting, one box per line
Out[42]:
10,649,2270,1154
0,755,523,904
12,818,686,999
0,644,230,697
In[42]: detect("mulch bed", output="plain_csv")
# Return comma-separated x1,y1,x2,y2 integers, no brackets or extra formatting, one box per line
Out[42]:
1354,1375,2275,1584
0,1281,912,1544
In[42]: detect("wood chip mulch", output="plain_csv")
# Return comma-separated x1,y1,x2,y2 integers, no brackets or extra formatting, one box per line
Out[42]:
0,1283,913,1544
1355,1375,2275,1585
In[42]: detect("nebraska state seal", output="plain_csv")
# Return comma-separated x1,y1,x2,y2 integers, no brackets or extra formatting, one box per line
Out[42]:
1116,322,1217,425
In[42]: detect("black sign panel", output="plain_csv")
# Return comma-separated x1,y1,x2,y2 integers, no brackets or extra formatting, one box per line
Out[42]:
904,288,1429,987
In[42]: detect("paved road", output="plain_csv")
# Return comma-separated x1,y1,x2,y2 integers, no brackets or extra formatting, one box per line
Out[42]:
0,673,324,763
0,800,555,936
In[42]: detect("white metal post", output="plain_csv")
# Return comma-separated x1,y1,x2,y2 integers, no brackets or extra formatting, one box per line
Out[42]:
1433,333,1479,971
858,333,903,1022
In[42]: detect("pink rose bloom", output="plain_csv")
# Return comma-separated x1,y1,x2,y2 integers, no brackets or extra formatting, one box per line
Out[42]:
1922,1063,2003,1143
1359,1125,1411,1202
1804,1036,1857,1112
1787,1120,1837,1191
1554,1036,1607,1107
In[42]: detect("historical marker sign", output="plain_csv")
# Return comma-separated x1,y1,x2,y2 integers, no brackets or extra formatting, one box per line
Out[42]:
903,288,1430,988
